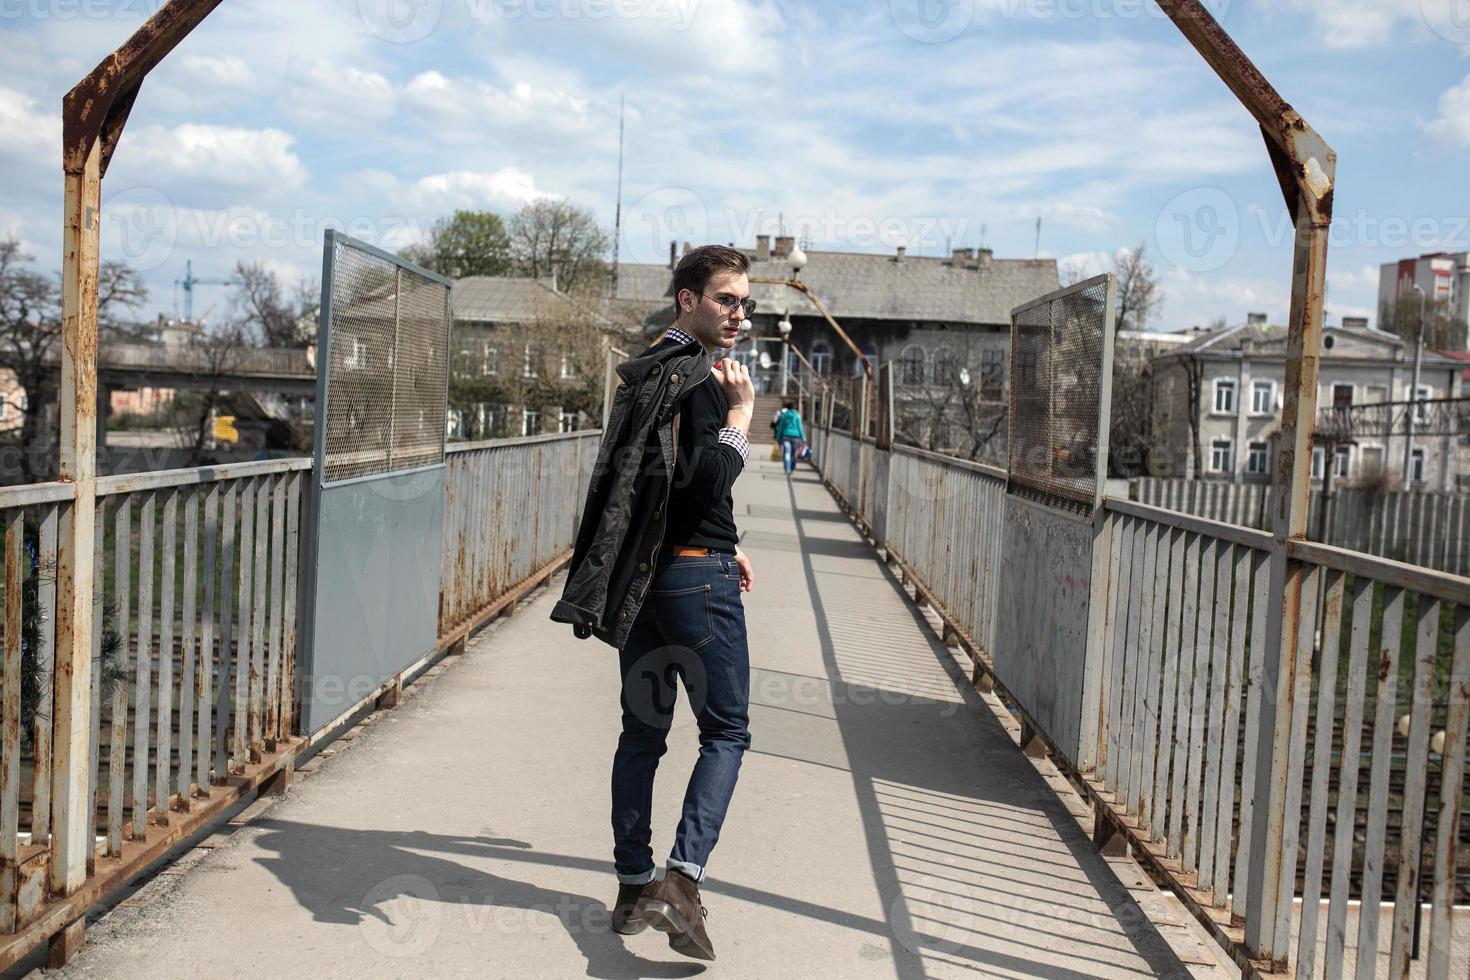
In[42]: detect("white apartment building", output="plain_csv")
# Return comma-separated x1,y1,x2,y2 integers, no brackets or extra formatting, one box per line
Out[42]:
1378,251,1470,350
1151,316,1465,489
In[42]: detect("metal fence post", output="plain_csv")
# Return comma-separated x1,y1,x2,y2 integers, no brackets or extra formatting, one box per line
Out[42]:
1153,4,1336,966
50,133,101,900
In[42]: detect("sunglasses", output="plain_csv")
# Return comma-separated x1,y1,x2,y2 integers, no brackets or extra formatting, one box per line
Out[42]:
695,291,757,317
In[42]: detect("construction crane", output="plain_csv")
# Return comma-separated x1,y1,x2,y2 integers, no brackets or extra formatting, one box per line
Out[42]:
174,259,237,322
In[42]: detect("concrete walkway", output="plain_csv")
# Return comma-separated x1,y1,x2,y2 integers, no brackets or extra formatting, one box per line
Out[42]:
46,450,1235,979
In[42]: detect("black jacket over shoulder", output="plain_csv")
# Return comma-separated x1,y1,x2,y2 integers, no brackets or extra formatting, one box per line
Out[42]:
550,337,712,649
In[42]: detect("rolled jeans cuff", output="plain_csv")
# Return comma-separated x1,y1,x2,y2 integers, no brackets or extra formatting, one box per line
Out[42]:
616,866,656,886
667,858,706,883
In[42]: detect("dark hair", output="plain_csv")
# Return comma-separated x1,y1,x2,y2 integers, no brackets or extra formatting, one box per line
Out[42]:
783,402,795,410
672,245,750,312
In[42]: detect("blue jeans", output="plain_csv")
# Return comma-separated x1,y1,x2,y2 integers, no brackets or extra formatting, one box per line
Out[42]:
779,436,800,474
611,552,751,885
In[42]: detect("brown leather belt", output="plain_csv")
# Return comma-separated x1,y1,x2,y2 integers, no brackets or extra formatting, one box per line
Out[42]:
665,545,714,557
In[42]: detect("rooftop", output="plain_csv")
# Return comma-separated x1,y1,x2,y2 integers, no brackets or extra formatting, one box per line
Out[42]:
614,244,1059,327
452,275,582,325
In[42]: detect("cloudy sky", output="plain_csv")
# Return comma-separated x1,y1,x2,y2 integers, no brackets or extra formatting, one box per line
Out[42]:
1,0,1467,331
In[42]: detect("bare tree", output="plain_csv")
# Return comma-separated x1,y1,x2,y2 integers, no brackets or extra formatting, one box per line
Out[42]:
231,261,316,348
176,321,252,464
508,200,610,296
0,238,147,482
892,334,1008,465
1114,242,1163,333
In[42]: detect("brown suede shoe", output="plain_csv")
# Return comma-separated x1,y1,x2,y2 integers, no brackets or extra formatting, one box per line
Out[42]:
638,871,715,960
611,881,651,935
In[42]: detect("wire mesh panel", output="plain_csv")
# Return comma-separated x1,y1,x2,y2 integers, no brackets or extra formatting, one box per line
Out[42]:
299,231,451,736
1007,274,1116,508
320,235,449,484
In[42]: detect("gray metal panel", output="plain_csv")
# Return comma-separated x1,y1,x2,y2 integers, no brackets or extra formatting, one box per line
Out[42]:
298,231,451,736
299,467,445,733
994,493,1093,762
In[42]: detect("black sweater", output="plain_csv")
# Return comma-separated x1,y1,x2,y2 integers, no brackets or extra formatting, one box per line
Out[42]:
664,364,743,553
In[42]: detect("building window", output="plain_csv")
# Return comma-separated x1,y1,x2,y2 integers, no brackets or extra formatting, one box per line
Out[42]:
559,410,577,432
1250,379,1276,415
1410,448,1426,484
523,345,538,380
898,345,926,385
474,402,497,439
560,354,576,380
980,349,1004,400
1361,445,1385,473
932,347,958,385
1414,385,1431,424
1246,441,1269,476
809,343,831,375
1311,446,1324,480
1209,438,1234,474
522,408,540,436
1212,378,1237,415
1330,383,1353,409
1332,446,1351,478
482,343,499,376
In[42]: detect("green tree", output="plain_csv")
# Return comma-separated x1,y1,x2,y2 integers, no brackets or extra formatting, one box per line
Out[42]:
405,210,513,279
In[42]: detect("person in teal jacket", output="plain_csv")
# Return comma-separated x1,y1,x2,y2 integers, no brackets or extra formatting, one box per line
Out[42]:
773,403,805,475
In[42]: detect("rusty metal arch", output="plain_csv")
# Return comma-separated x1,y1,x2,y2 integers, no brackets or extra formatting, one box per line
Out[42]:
50,0,1331,971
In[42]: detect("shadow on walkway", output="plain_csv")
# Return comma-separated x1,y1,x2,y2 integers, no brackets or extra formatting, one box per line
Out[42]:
249,821,701,979
778,474,1196,979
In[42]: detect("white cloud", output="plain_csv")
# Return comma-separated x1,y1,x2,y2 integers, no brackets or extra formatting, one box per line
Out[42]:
1426,75,1470,145
118,124,308,193
384,168,551,213
403,70,590,133
176,54,258,90
284,60,396,128
0,86,60,163
1253,0,1425,47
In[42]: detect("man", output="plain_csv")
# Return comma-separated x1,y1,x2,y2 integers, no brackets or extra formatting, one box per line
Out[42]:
610,245,757,961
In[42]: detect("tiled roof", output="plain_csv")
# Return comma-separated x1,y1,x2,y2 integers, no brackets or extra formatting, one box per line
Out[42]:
1168,320,1462,366
614,249,1059,326
451,277,580,324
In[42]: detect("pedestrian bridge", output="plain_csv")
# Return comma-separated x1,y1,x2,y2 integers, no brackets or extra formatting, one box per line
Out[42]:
0,429,1465,980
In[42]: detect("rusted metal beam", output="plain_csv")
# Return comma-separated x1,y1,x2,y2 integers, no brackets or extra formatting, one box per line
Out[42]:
1155,1,1336,968
748,277,872,381
62,0,225,175
53,0,226,944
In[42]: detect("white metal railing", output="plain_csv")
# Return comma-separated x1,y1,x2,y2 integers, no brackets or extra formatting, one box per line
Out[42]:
0,431,593,963
809,423,1470,979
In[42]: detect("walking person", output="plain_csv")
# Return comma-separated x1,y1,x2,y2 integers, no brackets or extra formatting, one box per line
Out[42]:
551,245,758,961
773,401,805,475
